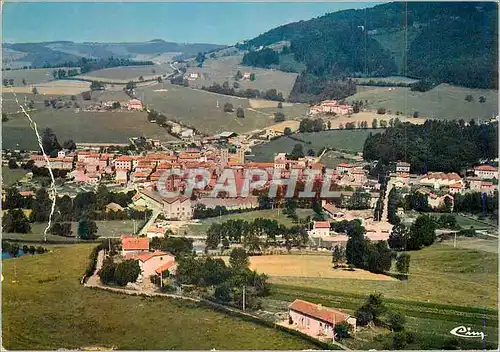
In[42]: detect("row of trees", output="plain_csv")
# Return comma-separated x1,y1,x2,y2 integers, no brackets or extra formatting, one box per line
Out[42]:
205,218,308,253
2,240,48,257
42,57,154,74
201,82,285,102
330,220,411,275
52,68,79,80
3,186,146,223
388,215,437,251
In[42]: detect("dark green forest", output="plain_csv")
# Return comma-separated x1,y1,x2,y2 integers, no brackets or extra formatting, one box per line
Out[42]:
240,2,497,101
362,120,498,173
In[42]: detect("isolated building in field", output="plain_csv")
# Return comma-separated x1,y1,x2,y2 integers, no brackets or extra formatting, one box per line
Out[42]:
288,299,356,339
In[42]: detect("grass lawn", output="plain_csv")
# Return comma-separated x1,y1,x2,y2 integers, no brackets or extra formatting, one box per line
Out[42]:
419,212,497,230
2,68,60,85
268,243,498,309
346,83,498,120
2,167,28,186
248,129,380,162
2,220,144,243
185,55,299,98
439,237,498,253
266,243,499,349
76,63,174,83
183,208,314,237
2,244,317,350
2,108,178,150
223,254,395,281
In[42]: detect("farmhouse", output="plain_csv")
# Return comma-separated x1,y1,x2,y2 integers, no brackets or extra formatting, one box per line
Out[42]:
474,164,498,179
309,100,353,116
243,72,251,80
308,221,331,239
121,235,149,256
288,299,356,339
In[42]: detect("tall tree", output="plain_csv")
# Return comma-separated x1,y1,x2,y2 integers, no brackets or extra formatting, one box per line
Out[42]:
41,128,61,154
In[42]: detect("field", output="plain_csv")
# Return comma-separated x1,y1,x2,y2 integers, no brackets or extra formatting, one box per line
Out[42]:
265,243,498,349
248,129,382,162
136,82,308,135
236,254,395,281
2,220,144,243
185,55,298,98
404,211,498,231
320,150,362,168
269,243,498,309
76,64,174,83
6,80,91,95
182,208,315,237
440,237,498,253
2,109,179,150
2,68,62,85
2,167,28,186
347,83,498,120
2,244,316,350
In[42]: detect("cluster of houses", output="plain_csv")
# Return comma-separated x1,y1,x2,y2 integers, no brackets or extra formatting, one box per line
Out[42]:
120,235,176,282
82,99,144,112
309,100,353,116
393,161,498,206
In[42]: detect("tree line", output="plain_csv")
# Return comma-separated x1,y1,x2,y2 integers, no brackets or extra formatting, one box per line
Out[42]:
330,220,411,276
205,218,308,253
41,57,154,74
363,120,498,173
201,82,285,102
2,240,48,257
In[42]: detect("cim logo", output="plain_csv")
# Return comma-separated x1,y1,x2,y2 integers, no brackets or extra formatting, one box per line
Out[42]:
450,326,486,340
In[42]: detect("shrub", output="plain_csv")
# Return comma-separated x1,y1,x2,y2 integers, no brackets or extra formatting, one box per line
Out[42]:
388,311,406,332
334,321,353,340
377,107,386,114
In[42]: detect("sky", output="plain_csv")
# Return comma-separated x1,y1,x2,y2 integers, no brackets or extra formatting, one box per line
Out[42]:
3,2,378,44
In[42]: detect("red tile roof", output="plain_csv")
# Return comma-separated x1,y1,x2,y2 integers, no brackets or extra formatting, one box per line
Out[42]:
314,221,331,229
475,165,498,172
289,299,349,325
121,236,149,251
155,260,176,274
136,251,170,262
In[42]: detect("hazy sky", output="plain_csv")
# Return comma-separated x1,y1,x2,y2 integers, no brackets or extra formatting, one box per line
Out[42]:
3,2,378,44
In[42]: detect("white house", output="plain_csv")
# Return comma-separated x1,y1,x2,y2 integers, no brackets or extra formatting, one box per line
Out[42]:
474,165,498,180
308,221,331,239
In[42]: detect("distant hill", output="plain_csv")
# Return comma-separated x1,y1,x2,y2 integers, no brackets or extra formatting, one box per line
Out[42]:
239,2,498,102
2,40,226,69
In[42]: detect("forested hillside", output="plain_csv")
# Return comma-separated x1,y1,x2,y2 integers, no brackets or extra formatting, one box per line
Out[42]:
239,2,498,102
362,120,498,173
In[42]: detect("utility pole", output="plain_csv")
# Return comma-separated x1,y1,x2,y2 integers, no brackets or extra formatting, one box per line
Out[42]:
242,285,246,311
454,231,457,248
